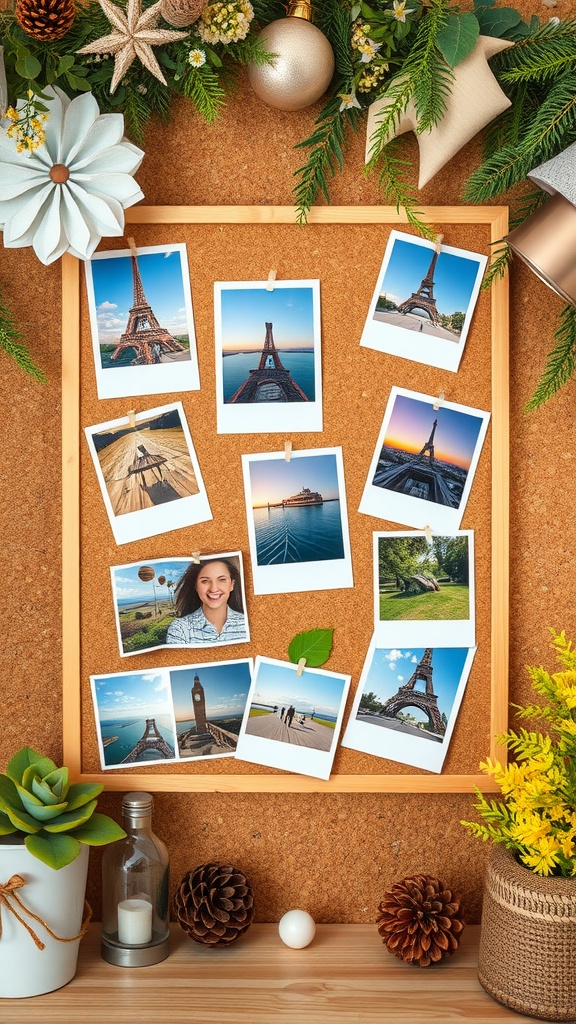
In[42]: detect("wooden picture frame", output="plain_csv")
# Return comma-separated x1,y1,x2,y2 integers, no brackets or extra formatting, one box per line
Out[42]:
62,205,509,793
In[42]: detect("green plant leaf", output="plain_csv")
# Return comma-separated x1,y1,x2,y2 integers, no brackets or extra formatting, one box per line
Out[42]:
288,628,334,667
436,13,479,68
0,814,18,836
41,766,69,800
71,812,126,846
15,53,41,79
25,832,81,870
31,772,66,805
42,799,98,833
65,782,104,811
14,784,68,821
1,803,42,834
7,747,56,784
475,5,522,38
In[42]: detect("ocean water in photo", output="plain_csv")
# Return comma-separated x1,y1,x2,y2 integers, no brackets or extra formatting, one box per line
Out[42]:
253,501,344,565
223,351,315,402
99,715,175,766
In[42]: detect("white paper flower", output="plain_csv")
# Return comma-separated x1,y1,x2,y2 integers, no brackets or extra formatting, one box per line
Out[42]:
0,86,144,266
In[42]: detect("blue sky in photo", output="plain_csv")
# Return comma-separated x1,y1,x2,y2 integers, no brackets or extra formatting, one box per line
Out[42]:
112,559,190,603
384,394,484,470
220,286,315,352
93,671,173,721
377,239,481,315
90,249,191,343
362,647,469,721
249,453,340,507
253,661,345,717
169,662,251,721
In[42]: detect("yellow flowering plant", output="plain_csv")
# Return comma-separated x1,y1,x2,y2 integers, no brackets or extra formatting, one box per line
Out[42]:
462,630,576,878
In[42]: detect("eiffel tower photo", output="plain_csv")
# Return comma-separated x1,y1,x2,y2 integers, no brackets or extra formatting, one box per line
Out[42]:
228,322,309,404
379,649,446,736
110,251,187,366
373,415,464,507
397,249,442,326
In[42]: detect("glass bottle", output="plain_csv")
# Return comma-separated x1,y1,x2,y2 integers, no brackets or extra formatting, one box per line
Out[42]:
101,792,170,967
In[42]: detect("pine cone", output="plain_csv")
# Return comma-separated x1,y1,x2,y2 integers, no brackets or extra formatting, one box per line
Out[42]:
174,862,255,947
15,0,75,40
377,874,465,967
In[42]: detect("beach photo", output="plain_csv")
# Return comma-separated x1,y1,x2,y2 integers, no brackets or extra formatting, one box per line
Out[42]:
91,669,177,769
235,656,350,780
359,388,490,532
111,552,249,657
342,639,476,773
215,280,322,434
85,243,199,399
85,402,212,544
374,531,475,647
242,448,353,595
360,231,486,372
169,660,252,761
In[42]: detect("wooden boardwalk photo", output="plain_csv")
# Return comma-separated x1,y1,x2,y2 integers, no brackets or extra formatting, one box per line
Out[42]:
245,710,334,751
96,427,199,516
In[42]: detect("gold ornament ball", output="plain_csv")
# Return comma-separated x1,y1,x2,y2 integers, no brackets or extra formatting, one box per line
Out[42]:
248,18,335,112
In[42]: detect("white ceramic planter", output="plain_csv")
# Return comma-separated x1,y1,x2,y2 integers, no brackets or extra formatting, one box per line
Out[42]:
0,839,89,998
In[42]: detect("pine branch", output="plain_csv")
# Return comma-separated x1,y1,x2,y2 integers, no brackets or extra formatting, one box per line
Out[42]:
365,76,414,167
525,304,576,411
481,243,511,291
179,64,226,123
314,0,355,80
373,138,437,241
293,100,359,224
497,18,576,85
0,294,46,383
403,0,453,132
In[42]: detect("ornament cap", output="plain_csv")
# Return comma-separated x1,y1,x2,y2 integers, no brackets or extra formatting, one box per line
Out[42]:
286,0,314,21
49,163,69,183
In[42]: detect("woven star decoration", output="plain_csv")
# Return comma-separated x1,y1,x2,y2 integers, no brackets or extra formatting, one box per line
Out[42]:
365,36,513,189
77,0,188,94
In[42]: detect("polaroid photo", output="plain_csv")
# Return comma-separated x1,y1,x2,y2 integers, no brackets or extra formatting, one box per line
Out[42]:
360,230,487,373
359,387,490,533
214,280,322,434
85,243,200,400
111,552,250,657
169,659,252,762
85,401,212,545
374,531,475,648
91,668,178,769
235,656,350,780
341,638,476,773
241,447,353,595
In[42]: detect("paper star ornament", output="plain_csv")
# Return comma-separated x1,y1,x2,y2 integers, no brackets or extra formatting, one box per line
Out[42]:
365,36,513,188
77,0,188,94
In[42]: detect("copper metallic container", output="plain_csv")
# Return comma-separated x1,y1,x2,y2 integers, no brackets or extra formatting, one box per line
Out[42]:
506,192,576,305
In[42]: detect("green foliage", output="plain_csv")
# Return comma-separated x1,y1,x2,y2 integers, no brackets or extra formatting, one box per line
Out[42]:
462,630,576,877
293,99,359,224
436,12,479,69
525,305,576,411
288,628,334,668
0,289,46,383
0,747,125,869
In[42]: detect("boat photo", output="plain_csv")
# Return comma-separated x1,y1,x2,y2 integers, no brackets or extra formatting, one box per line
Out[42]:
282,487,323,507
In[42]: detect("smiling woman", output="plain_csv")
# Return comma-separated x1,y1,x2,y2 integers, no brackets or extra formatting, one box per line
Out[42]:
166,555,248,646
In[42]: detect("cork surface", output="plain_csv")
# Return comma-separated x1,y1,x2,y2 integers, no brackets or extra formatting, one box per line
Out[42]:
2,0,576,924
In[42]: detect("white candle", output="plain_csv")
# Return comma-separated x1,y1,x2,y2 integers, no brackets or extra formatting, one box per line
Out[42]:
117,898,153,945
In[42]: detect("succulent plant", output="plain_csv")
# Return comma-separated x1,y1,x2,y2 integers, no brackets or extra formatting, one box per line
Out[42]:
0,746,125,870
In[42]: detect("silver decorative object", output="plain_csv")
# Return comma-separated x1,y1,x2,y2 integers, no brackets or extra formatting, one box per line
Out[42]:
528,141,576,206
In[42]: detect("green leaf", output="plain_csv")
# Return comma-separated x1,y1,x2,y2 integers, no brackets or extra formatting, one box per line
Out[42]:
288,628,334,667
57,54,76,75
1,803,42,834
70,812,126,847
15,783,68,821
16,53,42,79
475,6,522,38
0,811,18,836
65,782,104,811
25,832,81,870
42,799,98,833
41,767,69,800
436,13,479,68
7,748,56,784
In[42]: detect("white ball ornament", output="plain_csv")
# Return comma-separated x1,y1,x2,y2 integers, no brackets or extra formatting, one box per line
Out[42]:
248,8,335,112
278,909,316,949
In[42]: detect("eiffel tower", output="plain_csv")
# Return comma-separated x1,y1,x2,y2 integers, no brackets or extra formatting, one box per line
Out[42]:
121,718,174,762
416,418,437,464
228,322,309,404
111,251,186,365
397,249,442,327
379,649,446,735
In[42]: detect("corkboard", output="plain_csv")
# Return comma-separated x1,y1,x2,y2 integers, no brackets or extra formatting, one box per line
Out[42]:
62,204,509,793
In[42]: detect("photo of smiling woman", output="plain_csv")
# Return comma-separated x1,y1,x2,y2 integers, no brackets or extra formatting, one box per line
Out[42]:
166,553,249,647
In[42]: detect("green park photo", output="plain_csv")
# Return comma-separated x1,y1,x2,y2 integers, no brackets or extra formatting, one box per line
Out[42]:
377,533,471,623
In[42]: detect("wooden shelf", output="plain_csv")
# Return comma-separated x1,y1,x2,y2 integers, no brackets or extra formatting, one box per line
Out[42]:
3,924,538,1022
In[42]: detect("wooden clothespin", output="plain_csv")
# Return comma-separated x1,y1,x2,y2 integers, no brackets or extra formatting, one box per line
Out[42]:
190,552,201,564
423,525,433,544
127,236,138,258
284,440,292,462
296,657,307,677
126,409,137,428
266,269,276,292
434,233,444,253
433,390,445,411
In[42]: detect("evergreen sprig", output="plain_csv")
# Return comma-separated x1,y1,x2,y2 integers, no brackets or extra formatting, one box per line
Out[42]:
525,304,576,411
497,17,576,84
293,99,360,224
402,0,453,132
371,137,437,240
0,291,46,383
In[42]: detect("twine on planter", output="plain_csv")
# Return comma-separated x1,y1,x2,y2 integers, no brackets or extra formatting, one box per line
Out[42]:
0,874,92,951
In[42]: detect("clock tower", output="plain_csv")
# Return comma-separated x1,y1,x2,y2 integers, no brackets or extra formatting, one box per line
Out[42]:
191,673,208,734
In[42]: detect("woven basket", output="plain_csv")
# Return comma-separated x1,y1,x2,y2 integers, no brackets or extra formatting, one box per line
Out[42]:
478,845,576,1021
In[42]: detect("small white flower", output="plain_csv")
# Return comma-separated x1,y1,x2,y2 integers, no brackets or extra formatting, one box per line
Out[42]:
338,90,362,111
188,47,207,67
0,86,144,265
391,0,415,22
360,38,382,63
